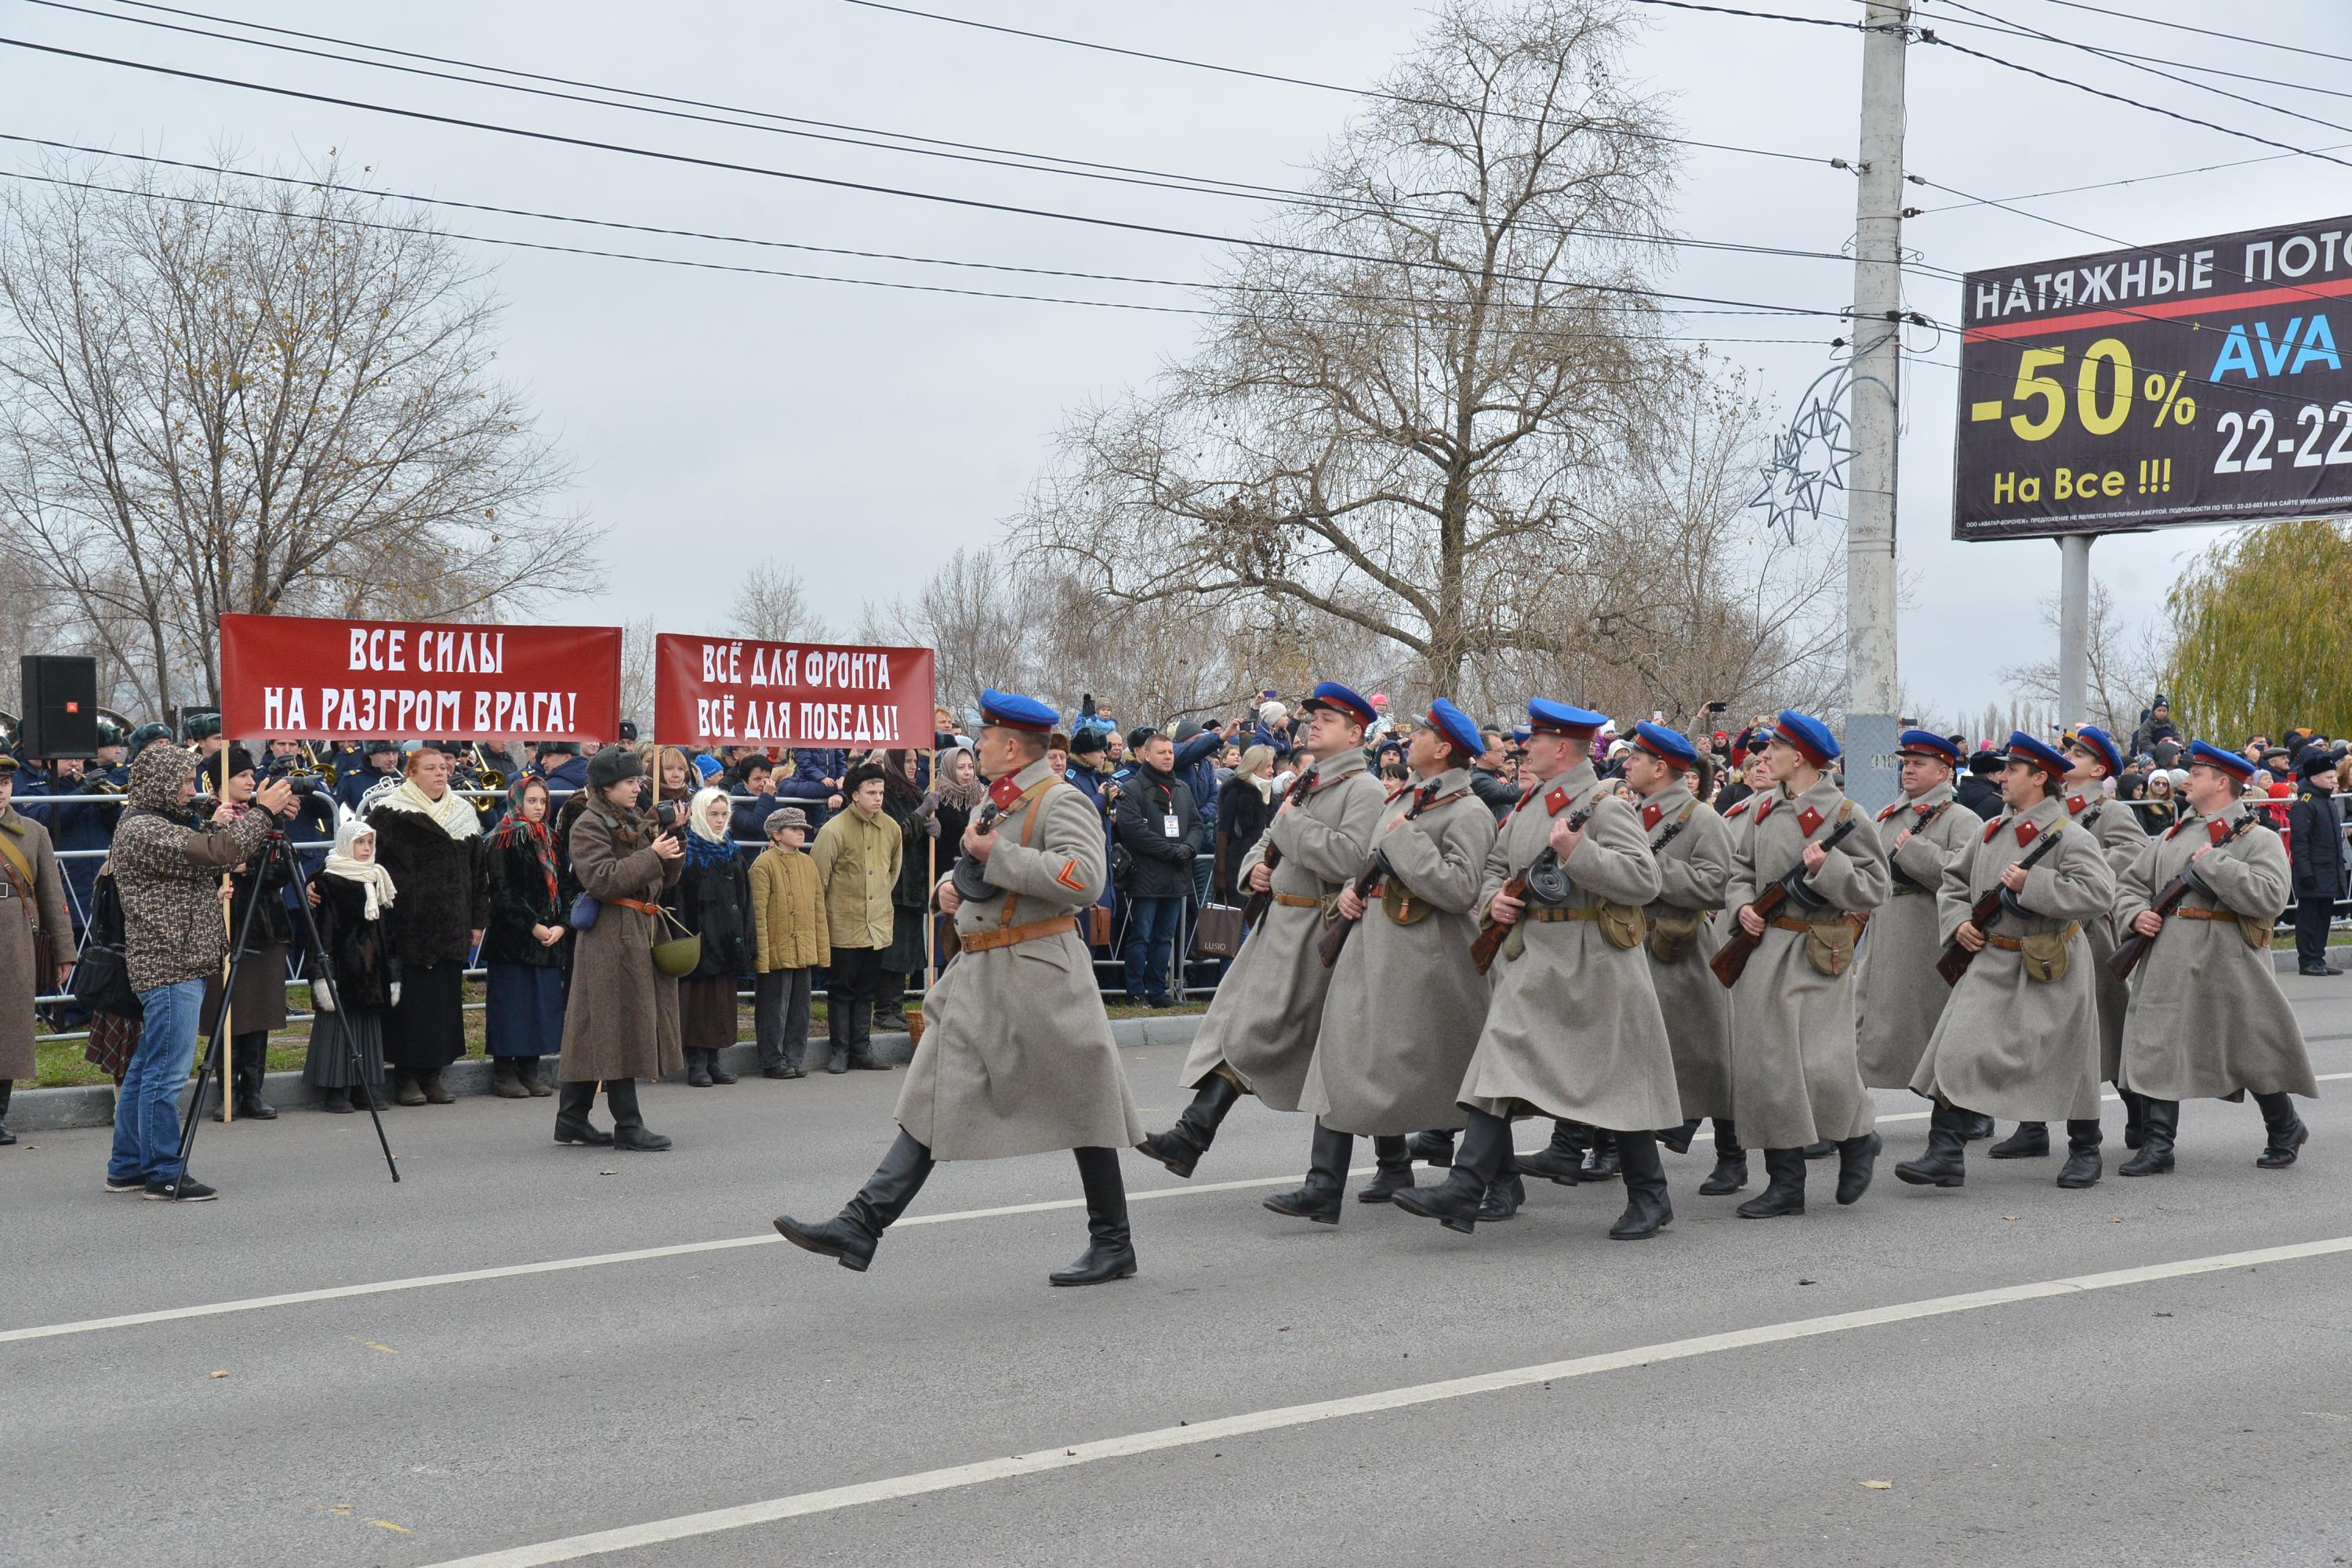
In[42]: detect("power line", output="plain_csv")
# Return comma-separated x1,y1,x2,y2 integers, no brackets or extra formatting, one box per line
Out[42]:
16,0,1873,274
2023,0,2352,72
833,0,1838,165
1624,0,1862,26
1912,142,2352,216
1904,2,2352,108
0,165,1838,348
0,34,1862,321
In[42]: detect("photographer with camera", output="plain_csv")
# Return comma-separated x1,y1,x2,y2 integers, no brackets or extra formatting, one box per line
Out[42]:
106,745,287,1200
197,747,303,1123
369,742,487,1108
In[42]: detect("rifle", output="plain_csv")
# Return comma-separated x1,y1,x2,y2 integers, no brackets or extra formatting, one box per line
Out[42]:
1934,819,2069,986
946,799,1004,906
1469,802,1597,976
2107,815,2259,982
1239,770,1316,928
1316,781,1448,968
1887,798,1954,892
1709,815,1861,989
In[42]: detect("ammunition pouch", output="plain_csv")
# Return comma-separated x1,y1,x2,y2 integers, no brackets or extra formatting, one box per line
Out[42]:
1595,901,1649,951
1647,908,1709,964
1380,878,1432,927
1992,920,2081,982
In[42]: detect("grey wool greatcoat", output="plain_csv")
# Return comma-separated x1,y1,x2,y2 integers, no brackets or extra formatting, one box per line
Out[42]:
2115,802,2320,1105
1854,782,1982,1089
1639,781,1736,1121
1180,749,1385,1111
2064,789,2150,1084
0,806,74,1080
557,800,686,1084
896,757,1143,1160
1298,768,1498,1136
1724,774,1891,1150
1456,762,1682,1133
1907,794,2118,1122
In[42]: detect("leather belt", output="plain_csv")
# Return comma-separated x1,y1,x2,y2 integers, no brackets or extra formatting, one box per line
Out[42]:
1272,892,1325,909
608,897,661,916
1987,920,2080,952
1526,906,1601,924
2175,907,2243,927
1891,884,1929,897
958,914,1077,953
1770,913,1868,933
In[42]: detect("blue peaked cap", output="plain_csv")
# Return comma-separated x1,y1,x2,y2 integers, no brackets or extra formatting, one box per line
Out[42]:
1896,728,1962,764
1425,698,1483,759
1773,710,1840,764
1527,699,1606,737
1302,681,1377,728
2003,729,2070,781
978,689,1058,733
2067,724,2123,779
2188,739,2255,779
1632,721,1698,769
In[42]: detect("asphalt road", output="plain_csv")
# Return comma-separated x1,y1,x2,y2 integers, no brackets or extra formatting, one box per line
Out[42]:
7,978,2352,1568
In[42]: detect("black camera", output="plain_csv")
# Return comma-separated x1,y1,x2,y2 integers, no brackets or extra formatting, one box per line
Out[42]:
266,760,328,793
652,797,686,833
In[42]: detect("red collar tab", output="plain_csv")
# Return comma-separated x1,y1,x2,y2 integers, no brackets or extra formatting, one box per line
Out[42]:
1544,785,1571,817
1725,797,1751,818
1756,795,1777,822
2066,793,2089,815
1875,800,1903,822
1384,779,1412,804
1983,817,2003,844
1641,801,1664,830
987,775,1025,811
2208,817,2232,844
1796,804,1824,837
2014,819,2039,848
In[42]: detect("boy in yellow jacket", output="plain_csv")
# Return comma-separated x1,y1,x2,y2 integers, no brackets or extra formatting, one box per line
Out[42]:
750,808,830,1078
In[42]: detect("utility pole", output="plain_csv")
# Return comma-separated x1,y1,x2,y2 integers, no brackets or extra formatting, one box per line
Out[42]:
1843,0,1909,810
2056,532,2090,729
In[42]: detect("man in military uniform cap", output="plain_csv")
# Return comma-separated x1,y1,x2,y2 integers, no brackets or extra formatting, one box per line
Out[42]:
1139,681,1387,1180
1855,730,1983,1109
1389,699,1682,1241
1896,732,2119,1192
773,689,1145,1287
1272,699,1498,1221
2286,748,2347,977
1617,722,1746,1194
1721,710,1891,1218
2113,741,2321,1177
1987,723,2150,1159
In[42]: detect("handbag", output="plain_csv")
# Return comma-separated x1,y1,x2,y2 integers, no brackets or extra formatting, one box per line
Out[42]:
68,870,144,1020
1192,902,1247,960
568,893,601,931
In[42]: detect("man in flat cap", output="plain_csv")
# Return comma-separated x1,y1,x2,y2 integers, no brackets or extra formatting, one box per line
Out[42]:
1139,681,1387,1180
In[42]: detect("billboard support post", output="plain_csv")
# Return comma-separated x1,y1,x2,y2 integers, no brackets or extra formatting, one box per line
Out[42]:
2058,533,2091,728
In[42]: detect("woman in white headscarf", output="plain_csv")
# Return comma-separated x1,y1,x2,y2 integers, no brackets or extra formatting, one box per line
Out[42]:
667,783,753,1086
303,818,399,1112
368,742,488,1106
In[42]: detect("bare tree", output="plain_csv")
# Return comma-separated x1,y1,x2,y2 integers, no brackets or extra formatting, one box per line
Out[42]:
729,557,827,644
857,548,1043,722
1018,0,1682,692
0,156,597,715
1999,575,2173,736
618,614,658,731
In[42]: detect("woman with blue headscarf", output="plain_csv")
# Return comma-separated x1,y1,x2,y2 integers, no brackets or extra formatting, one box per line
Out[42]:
670,784,753,1087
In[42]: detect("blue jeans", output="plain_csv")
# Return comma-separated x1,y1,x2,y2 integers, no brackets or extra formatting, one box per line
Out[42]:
1122,896,1184,1002
109,978,205,1184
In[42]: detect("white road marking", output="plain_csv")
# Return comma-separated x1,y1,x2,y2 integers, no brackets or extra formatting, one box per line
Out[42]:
7,1072,2343,1346
416,1232,2352,1567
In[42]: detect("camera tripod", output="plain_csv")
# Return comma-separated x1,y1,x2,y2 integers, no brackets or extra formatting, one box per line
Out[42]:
173,825,400,1183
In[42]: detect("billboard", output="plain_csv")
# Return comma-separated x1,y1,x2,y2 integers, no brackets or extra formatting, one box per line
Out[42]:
1953,214,2352,540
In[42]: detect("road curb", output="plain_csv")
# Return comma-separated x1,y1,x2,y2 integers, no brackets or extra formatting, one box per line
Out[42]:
11,1013,1204,1134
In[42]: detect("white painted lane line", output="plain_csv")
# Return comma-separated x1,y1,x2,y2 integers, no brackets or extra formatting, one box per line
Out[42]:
417,1232,2352,1568
8,1070,2343,1346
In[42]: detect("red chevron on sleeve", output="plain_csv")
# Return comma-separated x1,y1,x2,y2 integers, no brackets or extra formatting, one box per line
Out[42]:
1054,858,1087,891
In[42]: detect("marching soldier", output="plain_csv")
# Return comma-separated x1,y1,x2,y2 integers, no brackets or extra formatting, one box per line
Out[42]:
1272,699,1497,1222
1855,731,1983,1104
1895,733,2119,1192
1988,724,2150,1160
1721,710,1891,1218
773,691,1145,1287
1139,682,1386,1180
2114,741,2320,1177
1619,723,1745,1195
1390,700,1682,1241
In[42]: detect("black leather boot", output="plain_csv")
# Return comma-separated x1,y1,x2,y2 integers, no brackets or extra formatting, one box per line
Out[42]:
1988,1121,2049,1159
775,1129,935,1272
686,1048,714,1088
1800,1138,1835,1159
0,1080,13,1145
1658,1117,1702,1156
2118,1098,2177,1176
1405,1129,1455,1167
2122,1090,2146,1149
1136,1074,1243,1178
492,1057,530,1098
2056,1120,2103,1188
1265,1120,1350,1224
1517,1120,1588,1184
1895,1102,1968,1188
826,997,850,1074
212,1033,278,1120
1358,1134,1416,1203
706,1048,738,1085
848,1000,890,1069
1052,1146,1137,1285
1478,1146,1524,1221
1610,1130,1672,1239
1958,1112,1994,1142
1699,1119,1748,1195
1577,1127,1621,1183
2254,1092,2309,1168
606,1079,672,1152
521,1055,554,1097
1392,1109,1510,1234
1736,1148,1806,1218
871,970,909,1034
552,1080,613,1145
1835,1130,1881,1205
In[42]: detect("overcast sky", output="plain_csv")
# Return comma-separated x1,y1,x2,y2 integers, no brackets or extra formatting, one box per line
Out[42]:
13,0,2349,725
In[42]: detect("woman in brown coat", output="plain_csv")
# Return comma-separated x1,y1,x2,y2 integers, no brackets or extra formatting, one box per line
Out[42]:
0,757,76,1145
554,746,684,1151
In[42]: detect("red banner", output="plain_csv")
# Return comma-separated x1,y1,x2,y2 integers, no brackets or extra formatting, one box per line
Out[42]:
653,633,935,747
219,613,622,741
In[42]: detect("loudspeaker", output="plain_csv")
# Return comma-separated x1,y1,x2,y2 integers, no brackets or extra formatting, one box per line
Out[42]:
20,655,100,759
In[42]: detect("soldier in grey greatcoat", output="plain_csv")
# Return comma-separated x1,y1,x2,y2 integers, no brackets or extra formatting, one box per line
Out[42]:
1138,681,1386,1181
1896,732,2119,1192
1988,723,2150,1160
1389,699,1684,1242
1276,699,1497,1222
1721,710,1892,1219
775,690,1146,1287
1855,731,1982,1097
2114,741,2320,1177
0,757,74,1146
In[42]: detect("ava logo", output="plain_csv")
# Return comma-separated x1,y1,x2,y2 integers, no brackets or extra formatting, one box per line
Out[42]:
2209,314,2341,381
